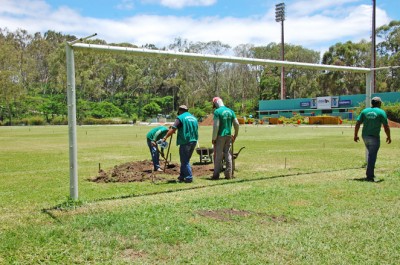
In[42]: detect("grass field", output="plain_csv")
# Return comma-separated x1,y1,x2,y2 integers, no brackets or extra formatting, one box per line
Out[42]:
1,124,399,264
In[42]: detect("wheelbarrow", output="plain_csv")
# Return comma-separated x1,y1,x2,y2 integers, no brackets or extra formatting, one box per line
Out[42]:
196,147,214,164
233,147,245,160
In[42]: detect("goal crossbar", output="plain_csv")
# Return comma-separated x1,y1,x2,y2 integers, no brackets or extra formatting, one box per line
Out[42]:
72,43,371,73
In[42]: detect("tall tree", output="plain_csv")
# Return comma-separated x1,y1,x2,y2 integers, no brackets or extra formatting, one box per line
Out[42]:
321,40,370,95
376,20,400,92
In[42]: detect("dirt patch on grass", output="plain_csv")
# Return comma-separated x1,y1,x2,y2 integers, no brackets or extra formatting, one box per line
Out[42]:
197,209,253,221
89,160,214,183
120,248,147,261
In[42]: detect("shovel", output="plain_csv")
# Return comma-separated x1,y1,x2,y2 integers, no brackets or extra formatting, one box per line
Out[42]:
163,134,173,172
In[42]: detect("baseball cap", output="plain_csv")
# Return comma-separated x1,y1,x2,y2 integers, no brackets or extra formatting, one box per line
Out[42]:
178,105,188,110
212,97,221,103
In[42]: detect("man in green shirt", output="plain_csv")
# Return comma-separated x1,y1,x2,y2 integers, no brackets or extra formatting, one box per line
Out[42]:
354,97,391,181
146,126,169,172
163,105,198,183
211,97,239,180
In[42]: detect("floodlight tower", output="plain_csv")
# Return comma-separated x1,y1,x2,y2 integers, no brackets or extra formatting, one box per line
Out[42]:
275,2,286,99
371,0,376,93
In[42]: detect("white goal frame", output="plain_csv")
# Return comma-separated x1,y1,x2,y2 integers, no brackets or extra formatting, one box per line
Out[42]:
66,38,374,200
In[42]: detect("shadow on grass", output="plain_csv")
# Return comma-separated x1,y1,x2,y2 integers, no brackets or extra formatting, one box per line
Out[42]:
350,177,384,183
42,166,365,221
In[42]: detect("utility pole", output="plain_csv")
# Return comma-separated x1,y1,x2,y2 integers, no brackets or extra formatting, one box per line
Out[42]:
275,2,286,99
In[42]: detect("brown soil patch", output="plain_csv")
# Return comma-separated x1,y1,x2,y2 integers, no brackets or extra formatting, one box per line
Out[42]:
197,209,253,221
388,119,400,128
89,160,214,183
120,249,146,261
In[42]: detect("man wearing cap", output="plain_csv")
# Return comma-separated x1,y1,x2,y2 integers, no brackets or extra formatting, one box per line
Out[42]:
162,105,198,183
146,126,169,172
212,97,239,180
354,96,391,182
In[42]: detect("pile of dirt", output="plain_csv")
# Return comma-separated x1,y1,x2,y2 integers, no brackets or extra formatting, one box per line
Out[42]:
388,119,400,128
199,114,213,126
89,160,214,183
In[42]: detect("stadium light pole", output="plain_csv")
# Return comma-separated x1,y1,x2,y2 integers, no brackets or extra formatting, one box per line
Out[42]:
371,0,376,93
275,2,286,100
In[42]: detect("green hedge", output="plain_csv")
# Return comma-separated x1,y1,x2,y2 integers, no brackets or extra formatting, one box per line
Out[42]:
384,105,400,123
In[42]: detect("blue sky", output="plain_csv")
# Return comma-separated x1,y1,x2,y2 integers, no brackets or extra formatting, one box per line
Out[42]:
1,0,399,54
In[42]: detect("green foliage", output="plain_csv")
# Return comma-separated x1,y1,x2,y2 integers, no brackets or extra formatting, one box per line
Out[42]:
21,116,46,125
189,107,206,119
278,114,306,124
82,117,130,125
50,116,68,125
142,101,162,118
89,101,123,119
383,104,400,123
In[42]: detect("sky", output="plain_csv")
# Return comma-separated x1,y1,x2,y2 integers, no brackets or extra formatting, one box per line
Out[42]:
0,0,399,55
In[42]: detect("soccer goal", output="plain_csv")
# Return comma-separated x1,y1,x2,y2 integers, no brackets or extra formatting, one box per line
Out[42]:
66,35,373,200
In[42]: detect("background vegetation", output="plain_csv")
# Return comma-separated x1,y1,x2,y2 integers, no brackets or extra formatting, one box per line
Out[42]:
1,125,399,264
1,20,399,125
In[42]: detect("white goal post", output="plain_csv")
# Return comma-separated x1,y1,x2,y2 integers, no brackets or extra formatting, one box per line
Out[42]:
66,38,373,200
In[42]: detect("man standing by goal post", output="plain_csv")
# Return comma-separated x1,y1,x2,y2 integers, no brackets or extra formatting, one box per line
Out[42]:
354,96,391,182
211,97,239,180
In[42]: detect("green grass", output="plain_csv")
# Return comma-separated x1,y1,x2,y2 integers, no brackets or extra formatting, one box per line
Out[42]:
1,124,400,264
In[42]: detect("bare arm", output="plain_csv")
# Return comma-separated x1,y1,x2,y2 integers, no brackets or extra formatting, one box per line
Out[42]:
354,122,361,142
383,124,391,144
163,128,176,141
212,119,219,144
232,118,239,143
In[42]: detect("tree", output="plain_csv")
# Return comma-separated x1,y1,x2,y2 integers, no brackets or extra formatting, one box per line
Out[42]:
142,102,161,118
0,30,24,124
321,40,370,95
376,20,400,92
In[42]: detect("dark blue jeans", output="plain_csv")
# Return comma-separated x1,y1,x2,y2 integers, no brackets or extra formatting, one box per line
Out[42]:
179,141,196,180
362,136,380,179
147,139,160,171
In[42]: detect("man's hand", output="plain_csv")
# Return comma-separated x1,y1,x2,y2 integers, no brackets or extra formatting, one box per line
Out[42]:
212,140,216,145
386,137,392,144
151,141,157,147
232,135,236,143
354,136,359,142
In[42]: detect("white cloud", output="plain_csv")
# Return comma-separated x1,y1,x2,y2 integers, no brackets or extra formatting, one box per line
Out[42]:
289,0,361,17
142,0,217,9
0,0,392,55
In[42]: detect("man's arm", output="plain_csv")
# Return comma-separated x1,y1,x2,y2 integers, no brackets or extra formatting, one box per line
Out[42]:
354,121,361,142
212,119,219,145
383,124,391,144
232,118,239,143
163,127,176,141
163,119,180,141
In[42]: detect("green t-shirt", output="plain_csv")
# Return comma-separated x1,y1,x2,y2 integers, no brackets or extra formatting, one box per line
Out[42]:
357,107,388,137
146,126,168,142
174,112,198,145
213,106,236,136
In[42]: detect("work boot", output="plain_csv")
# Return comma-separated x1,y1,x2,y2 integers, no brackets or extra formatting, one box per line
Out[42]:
177,176,184,182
